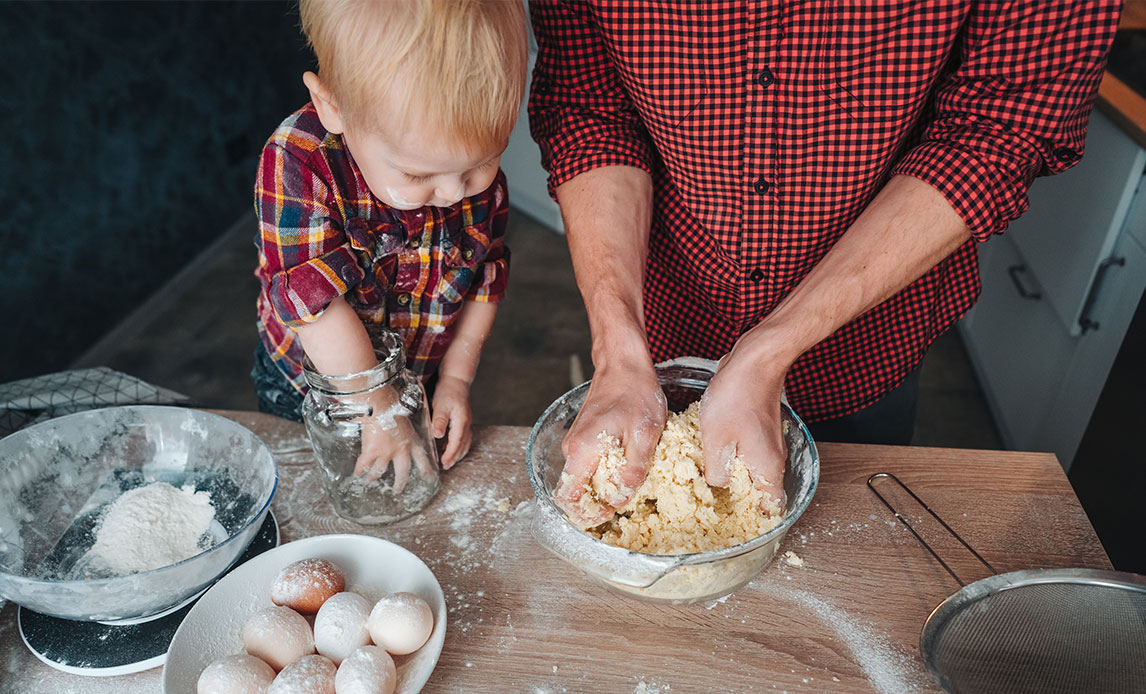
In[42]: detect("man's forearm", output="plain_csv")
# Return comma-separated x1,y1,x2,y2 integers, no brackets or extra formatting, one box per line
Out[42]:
747,175,972,370
555,165,655,368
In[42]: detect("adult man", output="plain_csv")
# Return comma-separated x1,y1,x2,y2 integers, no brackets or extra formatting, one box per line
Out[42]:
528,1,1121,525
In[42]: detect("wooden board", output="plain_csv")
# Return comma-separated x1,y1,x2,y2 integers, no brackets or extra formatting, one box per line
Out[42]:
0,412,1110,693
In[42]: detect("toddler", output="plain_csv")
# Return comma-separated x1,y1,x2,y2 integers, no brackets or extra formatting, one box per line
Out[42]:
252,0,528,486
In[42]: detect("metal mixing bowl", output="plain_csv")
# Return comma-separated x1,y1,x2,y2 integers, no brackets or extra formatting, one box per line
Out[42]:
526,358,819,603
0,406,277,622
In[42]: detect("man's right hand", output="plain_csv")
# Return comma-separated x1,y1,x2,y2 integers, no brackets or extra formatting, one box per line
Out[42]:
554,357,667,528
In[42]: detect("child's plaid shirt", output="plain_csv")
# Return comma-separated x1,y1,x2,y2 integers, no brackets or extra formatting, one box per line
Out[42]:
254,103,510,393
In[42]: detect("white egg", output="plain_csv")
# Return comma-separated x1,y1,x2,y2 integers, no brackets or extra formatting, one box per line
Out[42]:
334,645,397,694
242,605,316,671
196,653,275,694
267,654,336,694
366,592,434,655
313,591,372,665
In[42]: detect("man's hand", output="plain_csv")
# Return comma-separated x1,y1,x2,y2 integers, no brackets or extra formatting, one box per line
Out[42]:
699,337,788,511
431,374,473,469
554,357,667,527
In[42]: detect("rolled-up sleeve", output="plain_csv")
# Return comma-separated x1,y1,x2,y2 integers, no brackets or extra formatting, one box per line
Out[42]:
255,143,365,327
465,175,511,302
527,0,657,198
892,1,1121,242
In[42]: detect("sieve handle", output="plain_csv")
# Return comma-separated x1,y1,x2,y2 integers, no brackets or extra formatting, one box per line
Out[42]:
867,472,995,587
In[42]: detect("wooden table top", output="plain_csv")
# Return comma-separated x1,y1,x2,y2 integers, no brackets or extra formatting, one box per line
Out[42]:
0,411,1111,694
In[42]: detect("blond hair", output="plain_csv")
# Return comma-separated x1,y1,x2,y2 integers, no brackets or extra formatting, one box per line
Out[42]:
299,0,528,153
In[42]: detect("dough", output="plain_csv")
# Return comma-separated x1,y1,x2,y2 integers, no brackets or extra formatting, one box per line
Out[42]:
583,402,781,554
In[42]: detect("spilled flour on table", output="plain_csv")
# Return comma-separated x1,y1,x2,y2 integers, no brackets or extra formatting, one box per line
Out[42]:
633,678,673,693
752,583,926,693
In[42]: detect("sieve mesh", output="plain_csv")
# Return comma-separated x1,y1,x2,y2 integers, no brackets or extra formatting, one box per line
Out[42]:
923,571,1146,693
868,474,1146,694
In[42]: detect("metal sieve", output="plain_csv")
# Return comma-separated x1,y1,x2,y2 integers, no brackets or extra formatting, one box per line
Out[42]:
868,473,1146,694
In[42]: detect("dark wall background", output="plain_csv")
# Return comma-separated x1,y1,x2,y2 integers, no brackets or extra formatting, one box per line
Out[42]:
0,1,314,383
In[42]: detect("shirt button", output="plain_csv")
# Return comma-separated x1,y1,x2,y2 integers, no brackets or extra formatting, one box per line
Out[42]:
755,67,775,87
408,236,421,249
749,268,765,283
462,247,474,261
753,176,771,195
396,293,411,306
1054,146,1078,163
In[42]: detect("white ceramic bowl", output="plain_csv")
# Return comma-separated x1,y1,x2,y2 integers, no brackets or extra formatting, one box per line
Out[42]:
163,534,446,694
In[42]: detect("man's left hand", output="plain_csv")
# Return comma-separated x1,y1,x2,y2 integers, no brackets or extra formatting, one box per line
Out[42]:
699,336,788,511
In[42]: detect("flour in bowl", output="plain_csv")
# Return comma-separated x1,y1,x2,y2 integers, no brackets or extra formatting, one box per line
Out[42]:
83,481,216,576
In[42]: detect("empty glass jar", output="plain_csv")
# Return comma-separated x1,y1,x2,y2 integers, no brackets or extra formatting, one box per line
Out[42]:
301,329,439,524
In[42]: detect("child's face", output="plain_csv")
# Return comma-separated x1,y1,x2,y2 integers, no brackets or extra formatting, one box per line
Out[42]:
343,122,503,211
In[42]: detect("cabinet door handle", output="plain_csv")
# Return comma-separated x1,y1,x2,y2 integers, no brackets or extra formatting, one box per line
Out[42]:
1007,264,1042,300
1078,256,1126,334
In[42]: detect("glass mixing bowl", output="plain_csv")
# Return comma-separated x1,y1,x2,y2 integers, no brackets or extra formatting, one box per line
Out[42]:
0,406,277,622
526,358,819,604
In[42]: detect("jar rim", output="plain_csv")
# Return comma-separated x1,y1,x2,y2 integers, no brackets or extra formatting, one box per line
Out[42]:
301,329,405,394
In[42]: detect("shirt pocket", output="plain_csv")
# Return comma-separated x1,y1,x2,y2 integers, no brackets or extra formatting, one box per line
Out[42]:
609,13,709,130
344,216,407,313
824,3,959,125
436,223,493,304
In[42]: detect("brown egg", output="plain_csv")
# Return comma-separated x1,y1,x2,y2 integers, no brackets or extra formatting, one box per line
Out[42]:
267,654,336,694
242,606,315,671
270,558,346,613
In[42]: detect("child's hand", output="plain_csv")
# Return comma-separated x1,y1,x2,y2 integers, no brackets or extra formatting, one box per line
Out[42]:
353,386,433,493
430,375,473,469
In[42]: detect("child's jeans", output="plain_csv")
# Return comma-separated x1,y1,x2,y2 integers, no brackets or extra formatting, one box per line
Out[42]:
251,345,305,423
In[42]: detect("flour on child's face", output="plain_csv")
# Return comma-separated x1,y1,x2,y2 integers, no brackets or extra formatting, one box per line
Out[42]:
342,114,502,211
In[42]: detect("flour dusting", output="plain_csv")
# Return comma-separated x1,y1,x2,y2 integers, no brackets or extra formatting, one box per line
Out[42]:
82,481,216,576
753,583,926,693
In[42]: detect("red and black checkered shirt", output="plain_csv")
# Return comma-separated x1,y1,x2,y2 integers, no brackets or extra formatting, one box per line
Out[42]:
255,104,509,393
528,0,1120,422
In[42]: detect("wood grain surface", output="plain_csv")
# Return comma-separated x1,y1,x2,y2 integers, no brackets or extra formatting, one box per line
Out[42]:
0,412,1111,694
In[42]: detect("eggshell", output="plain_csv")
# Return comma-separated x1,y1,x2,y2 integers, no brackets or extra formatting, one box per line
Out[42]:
334,646,397,694
270,559,346,613
313,591,372,665
267,654,336,694
242,605,316,670
196,653,275,694
366,592,433,655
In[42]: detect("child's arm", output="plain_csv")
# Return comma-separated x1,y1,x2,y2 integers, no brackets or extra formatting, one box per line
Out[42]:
432,300,498,468
295,296,432,492
293,295,377,376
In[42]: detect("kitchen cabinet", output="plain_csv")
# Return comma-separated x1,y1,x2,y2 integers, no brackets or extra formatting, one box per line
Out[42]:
960,108,1146,471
